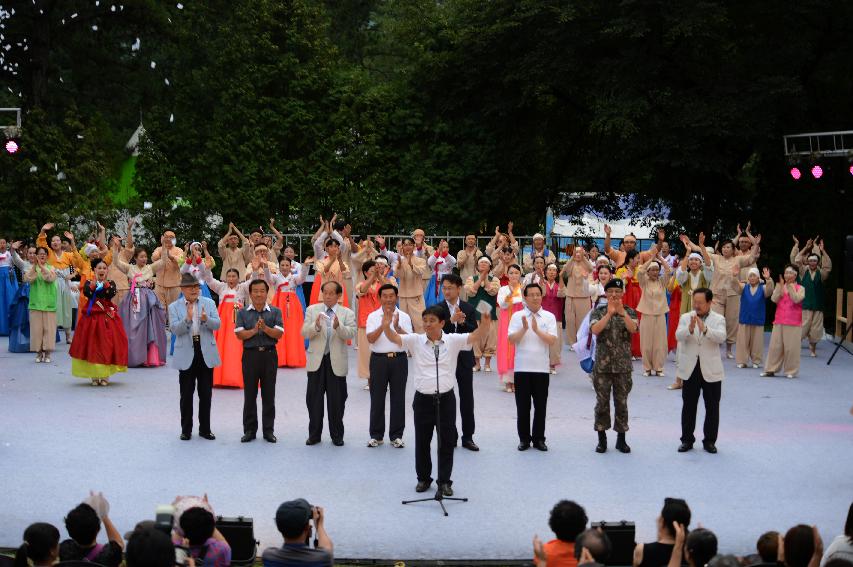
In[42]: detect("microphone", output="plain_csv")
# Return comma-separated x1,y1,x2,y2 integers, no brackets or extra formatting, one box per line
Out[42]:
433,342,440,360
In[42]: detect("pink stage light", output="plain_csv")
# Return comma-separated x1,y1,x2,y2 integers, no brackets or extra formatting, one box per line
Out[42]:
848,164,853,176
789,167,802,180
810,165,823,179
4,140,18,154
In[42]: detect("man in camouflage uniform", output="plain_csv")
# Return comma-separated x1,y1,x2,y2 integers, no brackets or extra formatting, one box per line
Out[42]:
589,278,639,454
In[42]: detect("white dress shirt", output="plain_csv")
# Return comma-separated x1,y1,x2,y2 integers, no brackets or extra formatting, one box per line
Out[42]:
365,307,414,353
400,332,472,394
185,298,201,336
507,307,558,373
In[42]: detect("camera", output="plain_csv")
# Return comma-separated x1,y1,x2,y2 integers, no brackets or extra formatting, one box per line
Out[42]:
154,505,189,566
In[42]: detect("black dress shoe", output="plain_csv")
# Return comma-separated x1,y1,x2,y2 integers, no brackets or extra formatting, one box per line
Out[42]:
533,441,548,452
199,432,215,440
678,442,693,452
439,483,453,497
305,438,321,446
415,480,431,493
461,439,480,451
241,433,256,443
703,442,718,454
517,442,530,451
263,433,277,443
332,439,344,446
180,433,191,441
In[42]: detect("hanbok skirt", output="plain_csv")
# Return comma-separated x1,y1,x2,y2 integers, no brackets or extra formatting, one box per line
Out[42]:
272,290,306,368
119,286,167,367
496,303,524,377
70,300,128,379
424,274,445,308
8,282,30,352
54,269,74,329
213,298,244,388
0,266,19,336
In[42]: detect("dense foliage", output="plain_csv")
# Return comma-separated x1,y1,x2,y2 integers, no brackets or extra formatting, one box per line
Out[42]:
1,0,851,281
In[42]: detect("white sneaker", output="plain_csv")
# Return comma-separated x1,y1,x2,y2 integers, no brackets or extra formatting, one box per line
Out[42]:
391,438,405,448
642,371,651,377
549,368,557,375
656,370,665,377
752,363,760,369
367,438,383,448
760,372,774,377
726,353,734,359
362,383,370,390
35,353,43,363
43,355,51,363
786,374,795,379
736,364,746,369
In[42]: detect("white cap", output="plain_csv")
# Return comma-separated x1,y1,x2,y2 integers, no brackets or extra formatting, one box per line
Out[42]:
748,267,760,278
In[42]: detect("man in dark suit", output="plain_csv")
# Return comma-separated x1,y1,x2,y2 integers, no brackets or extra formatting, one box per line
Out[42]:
441,274,480,451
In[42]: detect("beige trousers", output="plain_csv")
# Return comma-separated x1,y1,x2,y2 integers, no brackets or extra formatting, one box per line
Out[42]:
30,310,57,352
736,324,764,366
357,327,370,379
801,309,824,344
565,296,591,345
711,293,740,344
155,285,181,313
399,295,425,333
473,320,498,359
639,313,667,371
765,324,801,375
550,326,563,366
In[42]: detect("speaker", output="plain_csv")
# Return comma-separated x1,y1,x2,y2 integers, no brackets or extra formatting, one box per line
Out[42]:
845,235,853,288
592,520,636,566
215,516,257,567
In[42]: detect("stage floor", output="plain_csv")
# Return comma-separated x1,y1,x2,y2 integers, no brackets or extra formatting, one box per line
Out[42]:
1,335,852,561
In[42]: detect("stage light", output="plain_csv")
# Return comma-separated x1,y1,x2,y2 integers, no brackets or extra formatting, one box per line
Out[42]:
811,165,823,179
849,164,853,176
790,167,802,180
4,140,18,154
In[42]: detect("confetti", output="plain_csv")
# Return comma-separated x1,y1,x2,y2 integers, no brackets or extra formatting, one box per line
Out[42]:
77,134,84,139
71,12,77,18
176,2,183,8
56,171,66,180
164,78,169,85
68,186,72,193
29,165,37,172
111,5,115,11
91,25,98,30
54,162,58,171
143,201,153,210
131,37,140,51
150,61,156,69
169,113,174,123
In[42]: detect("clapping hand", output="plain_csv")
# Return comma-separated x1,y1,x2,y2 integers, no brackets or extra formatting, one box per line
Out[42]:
83,490,110,519
257,317,267,332
521,315,529,331
689,313,697,333
316,313,326,329
64,230,76,244
698,232,706,247
11,240,22,250
186,301,194,322
332,314,340,329
696,315,706,334
450,309,466,324
200,308,208,323
530,314,539,333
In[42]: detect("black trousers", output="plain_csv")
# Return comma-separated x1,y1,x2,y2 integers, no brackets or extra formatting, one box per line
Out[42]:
368,354,408,440
178,341,213,435
306,353,348,442
680,361,722,445
456,351,475,442
413,390,456,485
514,371,550,443
242,348,277,435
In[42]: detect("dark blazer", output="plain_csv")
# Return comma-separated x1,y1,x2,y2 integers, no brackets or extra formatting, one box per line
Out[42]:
442,299,478,336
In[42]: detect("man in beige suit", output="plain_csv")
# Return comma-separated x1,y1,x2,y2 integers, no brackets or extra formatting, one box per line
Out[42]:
394,236,427,333
675,287,727,454
302,281,357,446
456,234,483,301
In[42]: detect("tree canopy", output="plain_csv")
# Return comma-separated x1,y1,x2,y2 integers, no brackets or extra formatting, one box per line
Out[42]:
1,0,851,269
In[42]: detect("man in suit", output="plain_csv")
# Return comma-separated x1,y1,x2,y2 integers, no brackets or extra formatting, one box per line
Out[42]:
440,273,480,451
301,281,357,446
675,287,727,454
168,273,221,441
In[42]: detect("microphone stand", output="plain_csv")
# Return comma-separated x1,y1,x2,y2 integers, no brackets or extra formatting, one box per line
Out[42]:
402,341,468,516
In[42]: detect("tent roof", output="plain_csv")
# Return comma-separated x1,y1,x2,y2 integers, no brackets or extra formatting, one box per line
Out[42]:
125,123,145,156
552,213,663,239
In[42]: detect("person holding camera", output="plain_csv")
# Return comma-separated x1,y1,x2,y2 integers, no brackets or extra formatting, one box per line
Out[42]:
262,499,333,567
176,507,231,567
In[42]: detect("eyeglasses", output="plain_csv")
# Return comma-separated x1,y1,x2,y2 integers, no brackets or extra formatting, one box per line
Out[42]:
501,247,513,253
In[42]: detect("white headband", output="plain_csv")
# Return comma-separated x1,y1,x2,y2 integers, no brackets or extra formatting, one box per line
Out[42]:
807,254,819,261
748,267,760,278
688,252,703,261
477,256,492,265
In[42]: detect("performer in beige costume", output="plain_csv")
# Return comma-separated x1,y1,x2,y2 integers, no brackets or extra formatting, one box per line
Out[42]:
394,237,427,333
790,236,832,357
151,230,185,309
456,234,483,301
465,256,500,372
636,256,672,376
522,233,557,273
709,236,759,358
217,222,253,278
560,246,595,346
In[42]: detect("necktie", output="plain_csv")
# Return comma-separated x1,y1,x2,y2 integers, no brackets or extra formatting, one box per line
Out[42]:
324,307,335,354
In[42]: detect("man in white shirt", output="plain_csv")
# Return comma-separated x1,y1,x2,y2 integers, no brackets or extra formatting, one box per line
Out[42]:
380,304,492,496
508,284,559,451
365,284,413,448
